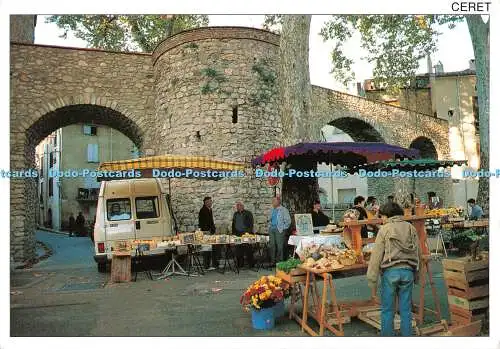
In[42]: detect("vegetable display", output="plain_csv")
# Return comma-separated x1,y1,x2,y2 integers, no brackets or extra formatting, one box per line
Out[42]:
276,258,302,274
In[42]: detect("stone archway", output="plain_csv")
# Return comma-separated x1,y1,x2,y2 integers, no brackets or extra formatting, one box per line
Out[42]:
410,136,438,159
328,117,386,143
10,100,146,263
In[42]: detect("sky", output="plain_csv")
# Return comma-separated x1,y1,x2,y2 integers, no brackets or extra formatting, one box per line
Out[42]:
34,15,475,93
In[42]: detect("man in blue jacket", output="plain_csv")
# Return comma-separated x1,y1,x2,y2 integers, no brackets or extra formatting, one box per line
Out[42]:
268,197,291,264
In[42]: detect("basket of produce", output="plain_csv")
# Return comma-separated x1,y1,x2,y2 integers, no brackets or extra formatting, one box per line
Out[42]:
194,230,204,242
338,249,358,266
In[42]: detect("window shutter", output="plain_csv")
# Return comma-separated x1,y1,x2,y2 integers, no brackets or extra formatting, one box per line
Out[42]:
88,144,99,162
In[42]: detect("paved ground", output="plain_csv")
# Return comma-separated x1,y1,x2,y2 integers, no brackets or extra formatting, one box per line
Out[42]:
10,231,462,337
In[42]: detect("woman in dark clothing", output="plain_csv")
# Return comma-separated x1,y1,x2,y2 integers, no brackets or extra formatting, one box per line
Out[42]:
68,213,76,237
311,200,330,234
76,212,86,237
353,196,369,238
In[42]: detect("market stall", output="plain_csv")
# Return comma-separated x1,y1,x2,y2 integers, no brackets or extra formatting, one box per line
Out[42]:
97,154,261,278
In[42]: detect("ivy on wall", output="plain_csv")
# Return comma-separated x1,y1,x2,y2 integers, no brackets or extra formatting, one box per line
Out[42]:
249,58,277,106
200,67,227,94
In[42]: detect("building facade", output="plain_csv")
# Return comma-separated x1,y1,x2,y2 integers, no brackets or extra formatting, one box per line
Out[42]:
363,60,480,207
35,124,138,231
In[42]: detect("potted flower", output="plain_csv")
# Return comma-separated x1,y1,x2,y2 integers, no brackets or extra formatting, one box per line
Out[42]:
240,275,290,330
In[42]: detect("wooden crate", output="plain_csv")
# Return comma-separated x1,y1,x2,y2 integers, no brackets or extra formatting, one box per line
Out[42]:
449,304,489,325
433,320,482,336
442,257,489,300
446,282,489,300
276,269,306,284
357,309,417,331
111,253,132,283
447,295,489,312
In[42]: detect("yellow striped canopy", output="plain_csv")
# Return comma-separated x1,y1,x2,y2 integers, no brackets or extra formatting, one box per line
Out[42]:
98,154,246,172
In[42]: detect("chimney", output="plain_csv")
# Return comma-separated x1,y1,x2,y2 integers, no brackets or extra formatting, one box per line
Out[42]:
357,82,365,97
434,61,444,74
469,59,476,71
427,53,433,76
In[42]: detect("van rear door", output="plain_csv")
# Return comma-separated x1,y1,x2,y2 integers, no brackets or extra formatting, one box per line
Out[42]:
105,198,135,241
134,196,162,239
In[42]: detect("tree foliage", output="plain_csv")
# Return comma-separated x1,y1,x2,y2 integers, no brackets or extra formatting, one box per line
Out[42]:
46,15,209,52
264,15,466,91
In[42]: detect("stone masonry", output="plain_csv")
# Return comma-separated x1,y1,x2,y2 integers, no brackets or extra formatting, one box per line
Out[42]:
10,26,450,262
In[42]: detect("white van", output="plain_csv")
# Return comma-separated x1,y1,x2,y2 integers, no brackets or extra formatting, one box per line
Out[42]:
93,178,174,272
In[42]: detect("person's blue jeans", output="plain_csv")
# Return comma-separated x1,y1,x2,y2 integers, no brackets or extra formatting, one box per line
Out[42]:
381,267,414,336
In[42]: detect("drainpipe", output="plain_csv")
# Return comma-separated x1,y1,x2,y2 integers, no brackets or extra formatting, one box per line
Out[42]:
455,77,468,208
110,127,113,161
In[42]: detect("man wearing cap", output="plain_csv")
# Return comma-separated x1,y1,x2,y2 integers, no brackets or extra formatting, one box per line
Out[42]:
232,201,255,268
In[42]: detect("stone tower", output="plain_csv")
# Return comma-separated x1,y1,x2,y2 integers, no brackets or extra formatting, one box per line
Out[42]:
150,27,284,232
10,15,36,43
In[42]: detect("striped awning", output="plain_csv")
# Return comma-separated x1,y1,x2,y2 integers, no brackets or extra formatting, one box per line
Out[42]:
99,154,246,172
352,158,468,172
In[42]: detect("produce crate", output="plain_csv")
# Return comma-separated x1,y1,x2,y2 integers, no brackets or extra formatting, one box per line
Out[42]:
276,269,306,284
442,257,489,297
442,257,489,326
448,305,488,326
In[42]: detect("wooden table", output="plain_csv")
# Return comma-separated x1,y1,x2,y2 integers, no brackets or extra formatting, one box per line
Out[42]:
297,263,375,336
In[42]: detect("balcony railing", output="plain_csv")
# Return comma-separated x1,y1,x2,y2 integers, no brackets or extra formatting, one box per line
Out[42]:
77,188,99,201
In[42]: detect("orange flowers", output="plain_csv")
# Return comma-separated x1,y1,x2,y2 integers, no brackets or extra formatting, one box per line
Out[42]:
240,275,290,311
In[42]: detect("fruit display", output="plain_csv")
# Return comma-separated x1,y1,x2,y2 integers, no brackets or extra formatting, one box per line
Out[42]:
194,230,204,242
203,235,218,244
425,208,461,217
241,233,256,243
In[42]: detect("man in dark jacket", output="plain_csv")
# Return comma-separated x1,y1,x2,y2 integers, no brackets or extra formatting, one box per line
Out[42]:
232,201,254,268
199,197,219,270
311,200,330,234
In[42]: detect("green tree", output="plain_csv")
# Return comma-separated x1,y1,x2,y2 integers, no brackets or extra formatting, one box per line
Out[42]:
46,15,209,52
265,14,490,212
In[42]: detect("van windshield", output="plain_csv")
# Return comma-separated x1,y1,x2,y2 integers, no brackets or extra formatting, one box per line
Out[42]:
107,199,132,221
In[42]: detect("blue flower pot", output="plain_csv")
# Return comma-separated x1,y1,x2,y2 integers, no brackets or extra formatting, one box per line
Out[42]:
273,300,285,318
251,307,275,330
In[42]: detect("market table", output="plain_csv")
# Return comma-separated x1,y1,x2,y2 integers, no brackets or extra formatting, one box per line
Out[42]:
298,263,375,336
289,214,446,336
